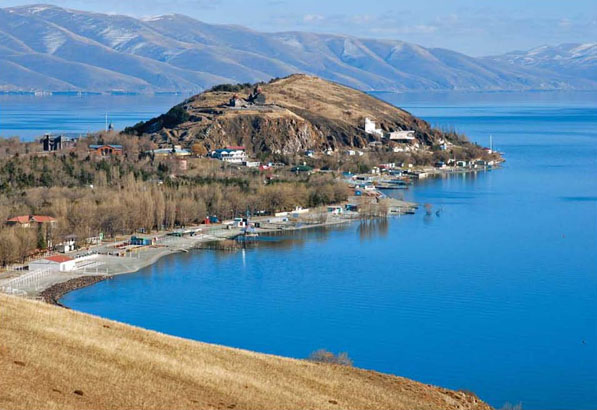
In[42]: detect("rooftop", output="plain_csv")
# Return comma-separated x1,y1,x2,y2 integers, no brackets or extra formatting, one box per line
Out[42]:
44,255,74,263
7,215,56,224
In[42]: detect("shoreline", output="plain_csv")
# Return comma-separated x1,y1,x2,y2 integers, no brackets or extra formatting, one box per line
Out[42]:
1,167,496,304
40,275,108,307
22,214,392,305
56,220,355,305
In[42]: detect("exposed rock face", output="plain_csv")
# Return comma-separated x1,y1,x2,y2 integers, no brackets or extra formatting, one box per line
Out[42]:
132,74,457,154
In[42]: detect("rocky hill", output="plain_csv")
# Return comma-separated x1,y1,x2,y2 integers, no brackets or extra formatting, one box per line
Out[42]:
130,74,471,156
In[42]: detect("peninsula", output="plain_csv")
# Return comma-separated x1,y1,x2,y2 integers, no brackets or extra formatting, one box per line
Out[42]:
0,74,501,409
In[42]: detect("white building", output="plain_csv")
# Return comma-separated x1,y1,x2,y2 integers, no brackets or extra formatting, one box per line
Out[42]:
388,130,416,142
55,235,76,253
211,146,247,163
365,118,384,138
29,255,76,272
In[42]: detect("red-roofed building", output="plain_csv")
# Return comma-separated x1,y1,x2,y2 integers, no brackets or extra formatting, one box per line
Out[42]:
29,255,76,272
6,215,57,228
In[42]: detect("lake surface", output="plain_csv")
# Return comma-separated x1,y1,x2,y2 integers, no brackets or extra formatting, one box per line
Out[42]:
0,94,185,139
56,92,597,409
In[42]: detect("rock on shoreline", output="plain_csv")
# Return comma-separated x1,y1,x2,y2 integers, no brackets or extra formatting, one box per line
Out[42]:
40,276,108,307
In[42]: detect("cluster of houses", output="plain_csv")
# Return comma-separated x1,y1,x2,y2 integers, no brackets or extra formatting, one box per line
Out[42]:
5,213,103,257
39,135,127,157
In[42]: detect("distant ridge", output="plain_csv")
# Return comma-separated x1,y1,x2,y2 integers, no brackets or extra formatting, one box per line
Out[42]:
0,4,595,93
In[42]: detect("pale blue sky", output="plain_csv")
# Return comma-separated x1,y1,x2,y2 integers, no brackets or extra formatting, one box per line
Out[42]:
1,0,595,55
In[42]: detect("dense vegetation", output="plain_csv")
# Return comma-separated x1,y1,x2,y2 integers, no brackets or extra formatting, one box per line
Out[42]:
0,135,349,266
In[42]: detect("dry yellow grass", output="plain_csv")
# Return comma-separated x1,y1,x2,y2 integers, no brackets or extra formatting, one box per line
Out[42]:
0,293,491,410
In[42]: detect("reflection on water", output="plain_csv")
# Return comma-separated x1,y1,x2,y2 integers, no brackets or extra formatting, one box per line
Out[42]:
358,219,389,240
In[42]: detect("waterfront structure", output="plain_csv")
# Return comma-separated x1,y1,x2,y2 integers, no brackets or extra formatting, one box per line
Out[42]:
211,146,247,163
29,255,76,272
327,206,343,215
130,236,156,246
89,144,123,156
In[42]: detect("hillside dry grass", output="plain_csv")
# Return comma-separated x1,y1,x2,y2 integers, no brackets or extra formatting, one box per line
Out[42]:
0,293,491,410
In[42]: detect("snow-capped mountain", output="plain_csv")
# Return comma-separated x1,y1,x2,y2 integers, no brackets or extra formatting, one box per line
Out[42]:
486,43,597,81
1,5,595,93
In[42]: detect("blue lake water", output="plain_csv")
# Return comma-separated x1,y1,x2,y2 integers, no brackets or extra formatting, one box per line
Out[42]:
0,94,185,139
48,92,597,409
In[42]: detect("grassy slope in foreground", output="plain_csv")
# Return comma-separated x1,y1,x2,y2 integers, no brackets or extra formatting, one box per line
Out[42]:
0,294,490,410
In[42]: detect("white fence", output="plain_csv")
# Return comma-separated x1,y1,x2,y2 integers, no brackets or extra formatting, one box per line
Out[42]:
0,268,53,293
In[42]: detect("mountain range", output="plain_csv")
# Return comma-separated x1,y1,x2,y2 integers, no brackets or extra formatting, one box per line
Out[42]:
1,4,595,94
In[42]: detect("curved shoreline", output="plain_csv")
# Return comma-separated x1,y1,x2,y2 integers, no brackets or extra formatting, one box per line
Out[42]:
46,218,362,306
40,275,108,307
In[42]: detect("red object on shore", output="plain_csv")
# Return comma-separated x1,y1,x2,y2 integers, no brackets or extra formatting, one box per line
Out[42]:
45,255,74,263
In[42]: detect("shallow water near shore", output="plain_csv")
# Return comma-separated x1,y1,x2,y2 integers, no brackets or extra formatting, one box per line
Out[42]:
60,92,597,409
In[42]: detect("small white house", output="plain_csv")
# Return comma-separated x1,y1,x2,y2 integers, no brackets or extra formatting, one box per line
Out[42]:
243,161,260,168
346,150,356,156
55,235,76,253
365,118,384,138
29,255,76,272
211,146,247,163
388,130,415,142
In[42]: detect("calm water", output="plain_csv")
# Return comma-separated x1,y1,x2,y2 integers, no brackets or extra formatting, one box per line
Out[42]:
57,92,596,409
0,94,184,139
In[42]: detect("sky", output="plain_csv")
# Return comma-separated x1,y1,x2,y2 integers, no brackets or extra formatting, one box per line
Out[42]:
1,0,595,55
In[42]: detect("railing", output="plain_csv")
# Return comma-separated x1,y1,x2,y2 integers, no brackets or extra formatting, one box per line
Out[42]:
0,268,53,293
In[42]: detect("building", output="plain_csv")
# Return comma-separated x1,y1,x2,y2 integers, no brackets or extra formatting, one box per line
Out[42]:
29,255,76,272
147,145,191,158
6,215,56,228
228,94,246,107
365,118,384,138
387,130,416,142
40,134,76,152
55,235,76,253
130,236,156,246
247,85,266,105
89,144,123,156
327,206,343,215
211,146,247,163
243,161,260,168
232,218,247,228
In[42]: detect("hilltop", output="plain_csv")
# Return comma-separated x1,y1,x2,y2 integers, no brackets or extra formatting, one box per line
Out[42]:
0,293,490,410
129,74,491,160
0,5,595,93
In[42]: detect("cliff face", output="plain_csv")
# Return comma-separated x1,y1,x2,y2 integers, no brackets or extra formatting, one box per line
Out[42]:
133,74,454,154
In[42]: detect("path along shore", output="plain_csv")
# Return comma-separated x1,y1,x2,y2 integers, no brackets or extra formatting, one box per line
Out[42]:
1,164,502,303
0,197,417,304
